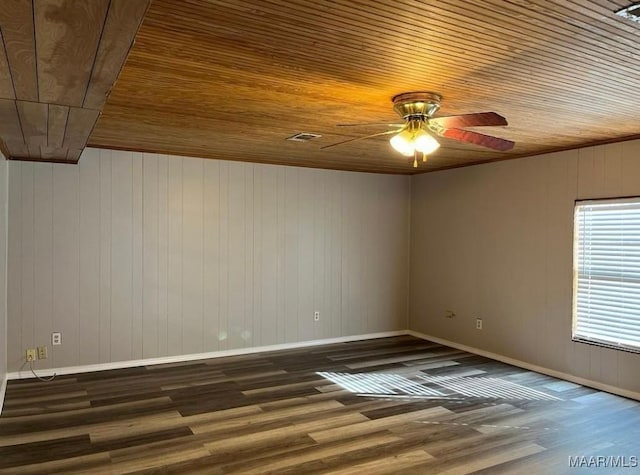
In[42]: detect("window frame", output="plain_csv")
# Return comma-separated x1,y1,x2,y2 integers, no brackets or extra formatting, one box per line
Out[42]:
572,196,640,354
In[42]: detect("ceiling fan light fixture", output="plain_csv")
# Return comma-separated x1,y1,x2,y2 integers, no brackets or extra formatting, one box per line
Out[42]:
390,123,440,158
413,130,440,154
390,129,415,156
323,91,512,168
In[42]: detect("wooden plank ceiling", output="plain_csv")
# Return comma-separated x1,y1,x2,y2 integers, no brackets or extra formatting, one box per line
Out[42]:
0,0,149,164
5,1,639,174
87,0,640,174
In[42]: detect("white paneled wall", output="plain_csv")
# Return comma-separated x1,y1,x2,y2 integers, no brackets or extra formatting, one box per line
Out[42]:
7,149,410,371
410,140,640,394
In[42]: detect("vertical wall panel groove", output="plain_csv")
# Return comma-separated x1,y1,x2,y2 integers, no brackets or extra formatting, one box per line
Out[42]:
20,163,34,365
7,162,21,370
167,157,183,356
253,165,262,347
79,150,100,365
246,165,254,348
142,153,159,358
6,149,410,370
182,157,204,354
33,163,53,368
157,154,168,356
132,153,144,360
51,164,80,367
110,151,133,362
99,149,112,362
203,160,219,351
219,161,229,351
0,155,7,386
201,159,205,352
410,139,640,395
276,167,286,344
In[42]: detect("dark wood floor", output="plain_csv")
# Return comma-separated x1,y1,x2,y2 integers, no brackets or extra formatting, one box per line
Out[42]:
1,336,639,474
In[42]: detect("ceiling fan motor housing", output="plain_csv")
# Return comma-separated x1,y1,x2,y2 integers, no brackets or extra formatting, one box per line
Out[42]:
392,91,442,119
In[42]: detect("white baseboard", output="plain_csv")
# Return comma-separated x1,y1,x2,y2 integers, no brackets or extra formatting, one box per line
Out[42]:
407,330,640,402
7,330,407,380
0,374,7,415
7,329,637,403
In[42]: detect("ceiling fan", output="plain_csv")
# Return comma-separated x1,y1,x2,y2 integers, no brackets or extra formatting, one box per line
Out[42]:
322,92,514,168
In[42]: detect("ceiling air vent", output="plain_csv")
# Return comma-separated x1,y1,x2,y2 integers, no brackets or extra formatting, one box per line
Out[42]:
615,3,640,23
286,132,322,142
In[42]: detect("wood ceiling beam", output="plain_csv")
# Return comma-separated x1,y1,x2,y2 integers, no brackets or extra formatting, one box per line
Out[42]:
0,0,150,163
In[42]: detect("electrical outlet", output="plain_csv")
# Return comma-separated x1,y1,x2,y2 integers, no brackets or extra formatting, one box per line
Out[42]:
38,346,48,360
52,332,62,346
26,348,37,362
314,311,320,322
476,318,483,330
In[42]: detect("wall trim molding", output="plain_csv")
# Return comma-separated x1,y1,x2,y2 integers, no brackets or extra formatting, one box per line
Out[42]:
7,331,406,380
407,330,640,402
6,329,638,404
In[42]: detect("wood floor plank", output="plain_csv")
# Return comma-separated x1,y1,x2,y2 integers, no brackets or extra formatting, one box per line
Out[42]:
346,352,459,369
0,401,93,418
109,444,211,474
127,434,319,475
0,434,92,469
223,432,403,475
191,399,343,434
309,406,452,443
435,442,546,475
0,397,177,435
322,449,434,474
89,410,186,443
1,336,639,474
204,413,369,452
2,390,89,407
0,452,112,475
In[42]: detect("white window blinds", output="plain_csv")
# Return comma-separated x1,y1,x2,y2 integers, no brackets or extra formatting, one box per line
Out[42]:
573,198,640,353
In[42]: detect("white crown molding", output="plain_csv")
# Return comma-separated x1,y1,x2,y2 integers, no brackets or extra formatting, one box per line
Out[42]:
407,330,640,402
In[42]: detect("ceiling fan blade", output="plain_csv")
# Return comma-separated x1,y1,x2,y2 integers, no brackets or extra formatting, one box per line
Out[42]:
320,129,402,149
441,128,515,151
337,122,404,127
430,112,508,129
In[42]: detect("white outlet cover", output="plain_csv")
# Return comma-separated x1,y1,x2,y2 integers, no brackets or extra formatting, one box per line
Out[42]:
52,332,62,345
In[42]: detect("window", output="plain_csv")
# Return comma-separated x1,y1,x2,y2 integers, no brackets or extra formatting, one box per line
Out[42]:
573,198,640,353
